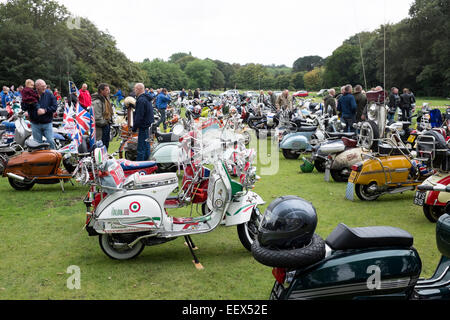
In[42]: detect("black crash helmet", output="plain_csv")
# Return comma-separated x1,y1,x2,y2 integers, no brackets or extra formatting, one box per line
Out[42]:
258,196,318,250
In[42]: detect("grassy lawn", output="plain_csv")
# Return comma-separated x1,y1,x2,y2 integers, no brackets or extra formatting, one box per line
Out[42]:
0,132,442,300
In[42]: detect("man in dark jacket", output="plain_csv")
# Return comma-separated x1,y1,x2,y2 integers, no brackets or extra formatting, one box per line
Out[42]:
154,88,171,131
133,83,154,161
400,88,414,121
337,85,357,133
388,87,401,122
323,89,337,116
353,85,367,122
23,79,57,149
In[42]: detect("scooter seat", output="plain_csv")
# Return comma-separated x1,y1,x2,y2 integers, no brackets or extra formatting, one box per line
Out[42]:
133,172,178,187
328,132,356,139
156,132,176,143
25,140,50,150
326,223,414,251
119,160,158,171
299,126,317,132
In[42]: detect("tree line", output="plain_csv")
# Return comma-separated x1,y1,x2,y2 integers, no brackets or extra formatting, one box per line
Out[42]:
0,0,448,97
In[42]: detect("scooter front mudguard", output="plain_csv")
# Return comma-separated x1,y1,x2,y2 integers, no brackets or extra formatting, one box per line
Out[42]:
151,142,183,164
280,134,312,152
275,247,422,300
225,191,265,227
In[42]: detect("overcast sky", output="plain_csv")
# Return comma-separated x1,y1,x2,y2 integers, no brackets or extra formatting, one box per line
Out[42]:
58,0,414,67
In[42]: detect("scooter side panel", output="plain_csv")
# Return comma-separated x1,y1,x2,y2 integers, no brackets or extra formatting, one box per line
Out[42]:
332,148,364,171
422,173,450,206
151,143,183,164
280,134,311,151
5,150,61,177
95,194,164,234
282,248,421,300
354,156,412,186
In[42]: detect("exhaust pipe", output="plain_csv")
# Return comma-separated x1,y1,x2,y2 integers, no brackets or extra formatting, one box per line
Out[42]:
7,173,26,182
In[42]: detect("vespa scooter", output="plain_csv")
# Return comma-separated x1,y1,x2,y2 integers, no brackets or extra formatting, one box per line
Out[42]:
82,144,265,268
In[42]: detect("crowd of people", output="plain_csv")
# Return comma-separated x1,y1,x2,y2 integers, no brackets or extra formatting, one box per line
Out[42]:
1,77,419,159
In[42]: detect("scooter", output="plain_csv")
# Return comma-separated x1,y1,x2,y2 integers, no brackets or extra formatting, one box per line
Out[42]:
323,137,366,183
278,114,318,160
0,139,81,191
347,130,432,201
82,145,265,268
414,129,450,222
311,132,359,178
252,192,450,300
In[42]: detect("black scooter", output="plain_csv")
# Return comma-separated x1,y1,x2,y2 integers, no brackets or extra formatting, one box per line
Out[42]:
252,188,450,300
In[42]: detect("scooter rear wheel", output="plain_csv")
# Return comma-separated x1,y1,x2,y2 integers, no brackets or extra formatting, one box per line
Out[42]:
8,178,35,191
314,158,326,173
282,149,300,160
99,234,145,260
331,169,350,183
355,183,380,201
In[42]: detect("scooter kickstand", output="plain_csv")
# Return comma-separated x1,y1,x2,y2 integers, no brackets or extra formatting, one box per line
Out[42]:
185,236,203,270
60,179,65,193
184,236,199,250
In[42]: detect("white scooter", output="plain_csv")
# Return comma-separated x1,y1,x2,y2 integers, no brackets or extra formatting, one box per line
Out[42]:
81,145,265,268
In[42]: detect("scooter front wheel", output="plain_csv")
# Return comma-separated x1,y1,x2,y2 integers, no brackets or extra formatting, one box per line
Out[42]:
237,208,263,252
423,205,445,223
99,234,145,260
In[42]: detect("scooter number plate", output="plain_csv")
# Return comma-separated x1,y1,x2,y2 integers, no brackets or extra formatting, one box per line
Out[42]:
348,171,358,183
270,282,284,300
414,191,426,206
407,135,416,143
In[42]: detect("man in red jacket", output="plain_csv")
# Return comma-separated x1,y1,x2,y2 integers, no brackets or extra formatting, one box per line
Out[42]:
78,83,92,109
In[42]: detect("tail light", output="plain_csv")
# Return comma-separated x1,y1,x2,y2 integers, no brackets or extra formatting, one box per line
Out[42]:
272,268,286,284
352,163,363,172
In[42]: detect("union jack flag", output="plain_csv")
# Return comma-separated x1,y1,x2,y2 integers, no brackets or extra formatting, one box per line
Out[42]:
76,103,90,136
59,121,83,154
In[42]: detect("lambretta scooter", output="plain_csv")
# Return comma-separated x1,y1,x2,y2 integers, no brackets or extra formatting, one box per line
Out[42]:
82,144,265,268
347,126,432,201
0,139,80,191
252,194,450,300
414,129,450,222
312,133,363,182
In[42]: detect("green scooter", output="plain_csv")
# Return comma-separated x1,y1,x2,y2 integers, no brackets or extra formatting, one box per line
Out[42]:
252,189,450,300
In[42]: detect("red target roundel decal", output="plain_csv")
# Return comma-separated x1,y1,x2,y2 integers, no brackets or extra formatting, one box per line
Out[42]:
129,202,141,213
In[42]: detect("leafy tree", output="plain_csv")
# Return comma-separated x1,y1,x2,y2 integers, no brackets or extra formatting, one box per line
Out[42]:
169,52,191,64
304,67,325,91
290,72,306,90
293,56,324,73
184,59,217,90
322,45,361,87
140,59,187,90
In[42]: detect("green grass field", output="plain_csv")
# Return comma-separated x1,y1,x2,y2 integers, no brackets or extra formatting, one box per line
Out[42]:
0,98,446,300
